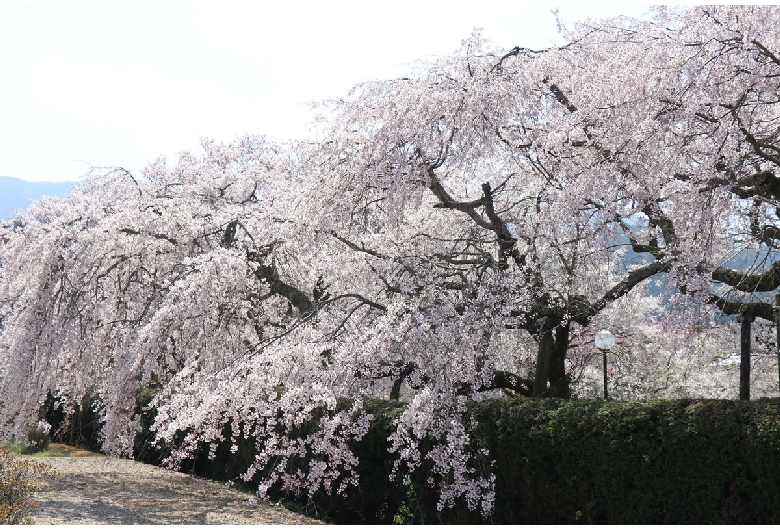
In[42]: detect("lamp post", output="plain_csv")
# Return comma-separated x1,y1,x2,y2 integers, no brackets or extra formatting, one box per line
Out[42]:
594,329,615,400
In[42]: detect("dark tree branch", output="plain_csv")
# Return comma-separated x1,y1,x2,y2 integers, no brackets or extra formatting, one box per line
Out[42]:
712,260,780,292
490,46,521,73
322,293,387,312
586,259,673,325
247,252,313,315
643,203,679,249
752,39,780,67
547,82,578,113
119,228,178,246
329,231,388,259
455,369,534,397
708,295,774,321
427,167,493,230
384,361,534,400
734,171,780,201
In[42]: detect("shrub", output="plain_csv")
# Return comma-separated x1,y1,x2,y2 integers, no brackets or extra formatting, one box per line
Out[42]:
21,421,52,455
0,450,57,524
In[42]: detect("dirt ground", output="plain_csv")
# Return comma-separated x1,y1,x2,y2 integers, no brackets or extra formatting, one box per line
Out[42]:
27,451,323,525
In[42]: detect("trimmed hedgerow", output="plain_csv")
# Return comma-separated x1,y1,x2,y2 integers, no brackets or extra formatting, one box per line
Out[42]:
457,398,780,524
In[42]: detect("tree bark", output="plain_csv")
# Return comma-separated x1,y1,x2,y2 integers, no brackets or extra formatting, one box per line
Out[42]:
533,319,553,397
548,324,571,398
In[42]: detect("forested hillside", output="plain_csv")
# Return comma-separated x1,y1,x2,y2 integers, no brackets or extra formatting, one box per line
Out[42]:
0,177,75,220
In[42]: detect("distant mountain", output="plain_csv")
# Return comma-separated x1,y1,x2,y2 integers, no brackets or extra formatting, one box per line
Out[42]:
0,176,76,220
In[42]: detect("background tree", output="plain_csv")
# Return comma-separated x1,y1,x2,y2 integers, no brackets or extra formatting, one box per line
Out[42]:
675,6,780,396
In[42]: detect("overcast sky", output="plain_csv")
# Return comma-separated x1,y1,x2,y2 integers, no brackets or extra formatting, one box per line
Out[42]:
0,1,653,183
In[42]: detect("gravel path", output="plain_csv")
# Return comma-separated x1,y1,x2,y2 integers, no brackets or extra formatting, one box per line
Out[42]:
27,456,323,525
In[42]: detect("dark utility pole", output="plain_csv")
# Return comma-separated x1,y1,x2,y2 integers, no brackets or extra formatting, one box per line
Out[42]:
776,295,780,395
739,313,754,401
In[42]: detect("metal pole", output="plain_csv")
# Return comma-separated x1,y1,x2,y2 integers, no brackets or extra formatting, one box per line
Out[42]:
776,294,780,395
594,330,614,401
739,314,753,401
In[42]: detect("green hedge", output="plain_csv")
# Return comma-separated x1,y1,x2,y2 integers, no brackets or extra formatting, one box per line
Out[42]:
462,398,780,524
51,396,780,524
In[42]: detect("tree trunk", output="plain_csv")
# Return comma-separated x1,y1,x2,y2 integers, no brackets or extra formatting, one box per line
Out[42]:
548,324,571,398
533,319,553,397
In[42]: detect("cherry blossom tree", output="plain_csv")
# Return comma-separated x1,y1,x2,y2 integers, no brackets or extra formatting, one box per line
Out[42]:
0,134,395,498
502,5,780,400
0,136,329,448
585,5,780,396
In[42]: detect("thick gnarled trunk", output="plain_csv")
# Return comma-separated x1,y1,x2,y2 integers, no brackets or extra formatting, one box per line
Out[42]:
548,324,571,398
532,321,571,398
532,320,554,397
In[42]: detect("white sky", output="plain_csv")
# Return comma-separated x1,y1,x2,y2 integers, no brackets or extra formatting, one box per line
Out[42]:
0,1,653,182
